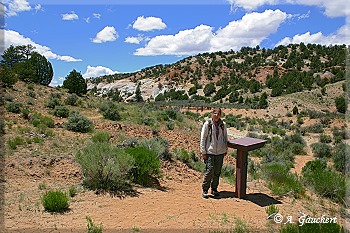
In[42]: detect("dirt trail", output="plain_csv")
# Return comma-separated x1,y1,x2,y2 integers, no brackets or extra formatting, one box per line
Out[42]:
5,158,341,233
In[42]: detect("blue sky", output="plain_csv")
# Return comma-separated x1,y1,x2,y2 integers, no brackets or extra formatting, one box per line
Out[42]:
1,0,349,86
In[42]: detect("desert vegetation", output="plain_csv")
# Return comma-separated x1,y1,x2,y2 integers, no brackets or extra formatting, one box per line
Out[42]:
1,43,349,232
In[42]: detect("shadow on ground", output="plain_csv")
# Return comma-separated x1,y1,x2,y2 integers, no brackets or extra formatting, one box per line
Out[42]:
210,191,282,207
244,193,282,207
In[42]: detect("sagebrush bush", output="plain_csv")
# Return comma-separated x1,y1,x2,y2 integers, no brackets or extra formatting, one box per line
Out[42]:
6,102,22,113
76,142,134,192
53,105,70,118
333,143,349,173
91,131,111,143
41,190,69,213
46,97,61,109
138,137,171,160
332,126,348,142
173,148,204,172
311,143,332,158
125,146,161,185
64,93,79,106
166,121,175,130
141,117,156,126
102,107,121,121
21,108,30,119
65,112,93,133
302,123,324,133
319,134,332,143
165,107,183,122
0,120,5,134
26,90,36,98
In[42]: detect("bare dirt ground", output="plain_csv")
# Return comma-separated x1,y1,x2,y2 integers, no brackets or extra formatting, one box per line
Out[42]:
2,81,348,232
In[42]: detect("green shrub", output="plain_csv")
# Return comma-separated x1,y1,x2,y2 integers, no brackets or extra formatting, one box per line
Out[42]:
174,148,193,165
265,204,279,217
280,222,344,233
141,117,156,126
221,164,236,184
91,131,111,143
301,159,327,174
65,112,93,133
166,121,175,130
319,134,332,143
165,108,182,121
68,186,77,197
0,120,5,134
262,163,305,198
335,96,347,113
64,93,79,106
302,123,324,133
26,90,36,98
41,190,69,213
173,148,204,172
6,102,22,113
8,136,26,150
53,105,70,118
50,92,62,99
21,108,30,119
86,216,103,233
248,158,260,180
30,113,55,128
333,143,350,173
138,137,171,160
102,108,121,121
302,161,346,204
125,146,161,185
76,142,134,192
332,126,348,141
3,94,14,102
311,143,332,158
225,114,246,130
27,83,34,90
46,97,61,109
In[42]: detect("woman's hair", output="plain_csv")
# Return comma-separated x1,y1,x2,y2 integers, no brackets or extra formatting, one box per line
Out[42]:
212,108,222,115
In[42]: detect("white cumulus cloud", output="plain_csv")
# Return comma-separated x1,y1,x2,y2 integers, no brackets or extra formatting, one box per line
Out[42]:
135,24,213,56
83,65,118,78
211,9,288,51
62,11,79,21
124,35,149,44
93,13,101,19
276,24,350,46
226,0,350,18
1,29,82,62
3,0,31,17
135,10,287,56
132,16,167,31
91,26,118,43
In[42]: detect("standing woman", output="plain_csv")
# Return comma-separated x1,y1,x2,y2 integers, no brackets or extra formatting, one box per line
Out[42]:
200,108,228,198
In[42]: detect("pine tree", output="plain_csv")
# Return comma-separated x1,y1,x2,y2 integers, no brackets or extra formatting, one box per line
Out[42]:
63,69,87,96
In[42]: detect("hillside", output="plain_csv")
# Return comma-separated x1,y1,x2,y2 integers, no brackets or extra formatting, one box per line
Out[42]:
86,43,346,104
1,78,348,232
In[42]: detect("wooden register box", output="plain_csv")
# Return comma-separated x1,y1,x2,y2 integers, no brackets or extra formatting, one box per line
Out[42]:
227,137,266,198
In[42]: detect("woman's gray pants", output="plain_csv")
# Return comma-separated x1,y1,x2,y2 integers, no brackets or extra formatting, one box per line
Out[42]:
202,154,224,191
